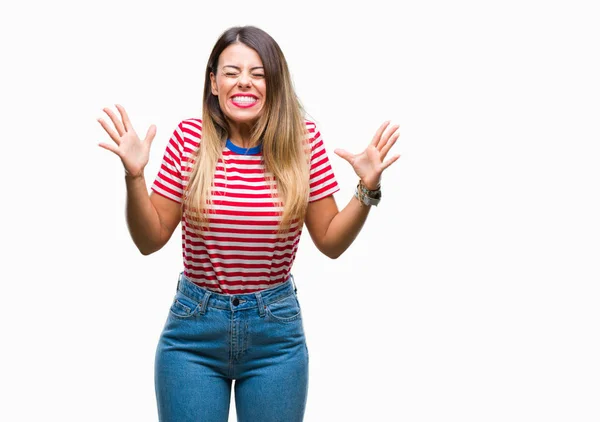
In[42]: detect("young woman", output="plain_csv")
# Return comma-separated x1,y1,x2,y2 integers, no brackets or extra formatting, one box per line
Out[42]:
98,25,399,422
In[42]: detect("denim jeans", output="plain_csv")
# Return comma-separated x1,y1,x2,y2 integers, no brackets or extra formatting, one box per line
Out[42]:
155,272,309,421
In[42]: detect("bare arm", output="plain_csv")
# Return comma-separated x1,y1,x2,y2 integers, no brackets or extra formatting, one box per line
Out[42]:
304,194,371,259
304,121,401,258
125,174,182,255
98,104,181,255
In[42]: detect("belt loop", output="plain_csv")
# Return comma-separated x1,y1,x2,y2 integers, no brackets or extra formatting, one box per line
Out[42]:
199,291,211,315
177,272,183,291
290,274,297,294
255,292,266,317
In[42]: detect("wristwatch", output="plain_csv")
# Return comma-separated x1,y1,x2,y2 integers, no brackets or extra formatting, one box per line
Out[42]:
355,181,382,206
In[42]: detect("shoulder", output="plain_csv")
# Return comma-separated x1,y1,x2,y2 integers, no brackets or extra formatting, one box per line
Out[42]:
179,118,203,139
304,119,327,154
175,118,202,152
303,119,323,147
304,119,317,137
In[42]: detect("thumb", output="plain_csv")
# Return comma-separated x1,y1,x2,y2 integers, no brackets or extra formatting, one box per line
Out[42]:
144,124,157,145
334,148,353,163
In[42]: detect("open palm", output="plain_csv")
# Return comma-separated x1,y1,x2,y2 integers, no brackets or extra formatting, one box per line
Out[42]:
97,104,157,178
334,121,401,190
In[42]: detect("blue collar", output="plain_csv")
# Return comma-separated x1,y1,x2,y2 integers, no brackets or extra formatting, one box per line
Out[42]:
226,138,262,155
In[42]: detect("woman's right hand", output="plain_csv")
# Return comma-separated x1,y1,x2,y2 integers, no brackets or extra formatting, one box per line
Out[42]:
97,104,157,178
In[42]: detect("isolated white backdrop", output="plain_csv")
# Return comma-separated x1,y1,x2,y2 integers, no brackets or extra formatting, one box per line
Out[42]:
1,0,599,421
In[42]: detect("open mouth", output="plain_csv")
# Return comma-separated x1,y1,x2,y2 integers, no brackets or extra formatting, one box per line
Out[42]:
230,95,259,108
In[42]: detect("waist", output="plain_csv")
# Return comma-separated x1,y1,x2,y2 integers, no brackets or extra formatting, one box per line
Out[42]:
176,271,297,311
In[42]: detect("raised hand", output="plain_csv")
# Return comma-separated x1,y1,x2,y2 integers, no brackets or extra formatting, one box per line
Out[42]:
334,121,401,190
97,104,157,178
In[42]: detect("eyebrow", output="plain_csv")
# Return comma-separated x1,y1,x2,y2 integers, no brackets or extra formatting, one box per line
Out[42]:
222,65,264,71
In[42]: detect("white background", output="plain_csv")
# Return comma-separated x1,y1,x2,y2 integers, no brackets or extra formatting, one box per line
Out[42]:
1,0,599,421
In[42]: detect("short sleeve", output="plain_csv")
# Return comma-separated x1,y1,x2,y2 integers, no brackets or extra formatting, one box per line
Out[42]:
306,121,340,202
150,121,185,203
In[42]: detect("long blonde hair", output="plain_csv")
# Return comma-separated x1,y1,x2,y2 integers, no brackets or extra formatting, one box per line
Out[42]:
183,26,310,236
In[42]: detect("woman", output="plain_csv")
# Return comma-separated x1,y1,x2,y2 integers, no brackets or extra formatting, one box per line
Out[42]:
98,26,399,422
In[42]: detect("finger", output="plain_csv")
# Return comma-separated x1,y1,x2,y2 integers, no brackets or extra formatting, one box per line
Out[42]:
103,107,126,136
381,154,401,171
97,118,121,145
98,142,120,155
377,124,400,150
370,121,391,147
334,148,354,164
144,124,157,145
380,132,400,160
115,104,133,132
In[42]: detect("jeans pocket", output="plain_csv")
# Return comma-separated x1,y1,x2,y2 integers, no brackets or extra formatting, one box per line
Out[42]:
169,291,200,319
265,293,302,323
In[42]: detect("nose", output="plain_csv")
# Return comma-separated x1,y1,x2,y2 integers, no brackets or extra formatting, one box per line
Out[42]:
237,72,251,88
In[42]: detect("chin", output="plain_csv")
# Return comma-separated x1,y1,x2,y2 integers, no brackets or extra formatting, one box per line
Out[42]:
226,111,263,126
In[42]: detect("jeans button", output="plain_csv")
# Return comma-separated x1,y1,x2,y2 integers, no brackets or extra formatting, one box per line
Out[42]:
232,298,239,306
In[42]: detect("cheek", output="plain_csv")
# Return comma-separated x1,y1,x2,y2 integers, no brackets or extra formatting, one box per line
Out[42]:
218,80,237,97
216,83,230,105
258,81,267,96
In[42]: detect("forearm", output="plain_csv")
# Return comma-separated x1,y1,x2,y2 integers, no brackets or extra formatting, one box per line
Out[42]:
125,174,163,255
320,195,372,259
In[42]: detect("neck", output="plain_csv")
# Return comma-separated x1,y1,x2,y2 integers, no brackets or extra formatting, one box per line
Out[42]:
228,121,256,148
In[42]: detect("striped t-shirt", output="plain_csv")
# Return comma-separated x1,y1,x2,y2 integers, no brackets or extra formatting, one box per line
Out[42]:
151,118,340,294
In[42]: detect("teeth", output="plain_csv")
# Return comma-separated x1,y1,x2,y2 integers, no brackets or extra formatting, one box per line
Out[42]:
232,96,257,103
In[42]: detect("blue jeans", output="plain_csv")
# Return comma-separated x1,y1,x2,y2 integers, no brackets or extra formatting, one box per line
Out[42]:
155,272,309,421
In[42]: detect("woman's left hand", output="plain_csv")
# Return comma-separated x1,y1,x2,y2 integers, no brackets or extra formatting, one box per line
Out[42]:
334,121,401,190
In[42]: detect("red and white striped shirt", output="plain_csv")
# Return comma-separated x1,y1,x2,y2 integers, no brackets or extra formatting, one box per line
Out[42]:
151,118,340,294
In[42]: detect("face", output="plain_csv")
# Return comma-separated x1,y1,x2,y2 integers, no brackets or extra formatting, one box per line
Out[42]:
210,43,266,127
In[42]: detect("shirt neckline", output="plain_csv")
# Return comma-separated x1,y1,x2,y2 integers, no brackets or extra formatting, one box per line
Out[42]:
226,138,262,155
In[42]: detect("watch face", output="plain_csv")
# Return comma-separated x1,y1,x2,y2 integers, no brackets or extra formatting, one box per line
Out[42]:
360,186,381,200
357,183,381,198
370,198,381,206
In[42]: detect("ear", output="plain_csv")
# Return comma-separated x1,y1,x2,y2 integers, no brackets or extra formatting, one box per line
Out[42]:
210,72,218,96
